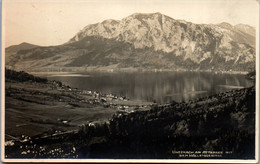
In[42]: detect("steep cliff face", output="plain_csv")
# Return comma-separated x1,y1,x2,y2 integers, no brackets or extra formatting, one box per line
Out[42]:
5,13,255,72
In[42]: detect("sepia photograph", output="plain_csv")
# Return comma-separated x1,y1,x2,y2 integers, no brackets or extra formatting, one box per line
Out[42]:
1,0,259,162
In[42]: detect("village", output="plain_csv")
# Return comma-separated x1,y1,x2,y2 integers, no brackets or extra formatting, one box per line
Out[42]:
5,69,153,150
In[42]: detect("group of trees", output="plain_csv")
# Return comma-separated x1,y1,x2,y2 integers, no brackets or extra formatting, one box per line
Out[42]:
5,68,47,83
74,86,255,159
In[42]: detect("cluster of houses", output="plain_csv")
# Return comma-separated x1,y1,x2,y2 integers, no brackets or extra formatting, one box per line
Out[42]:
50,79,152,114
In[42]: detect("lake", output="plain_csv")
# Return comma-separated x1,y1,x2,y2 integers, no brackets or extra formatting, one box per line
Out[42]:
44,71,253,104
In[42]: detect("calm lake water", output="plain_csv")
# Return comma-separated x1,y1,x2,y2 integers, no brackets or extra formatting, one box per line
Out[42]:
45,72,253,104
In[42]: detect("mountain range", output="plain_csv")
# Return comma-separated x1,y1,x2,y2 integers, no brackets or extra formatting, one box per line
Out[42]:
5,12,256,72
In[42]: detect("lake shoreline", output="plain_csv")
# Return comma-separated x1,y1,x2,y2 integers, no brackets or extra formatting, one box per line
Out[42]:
28,69,250,76
28,69,253,104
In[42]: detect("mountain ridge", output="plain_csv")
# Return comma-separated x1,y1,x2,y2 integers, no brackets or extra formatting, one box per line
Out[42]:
5,12,256,72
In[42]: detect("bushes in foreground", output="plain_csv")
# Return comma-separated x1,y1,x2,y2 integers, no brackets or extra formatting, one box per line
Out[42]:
75,87,255,159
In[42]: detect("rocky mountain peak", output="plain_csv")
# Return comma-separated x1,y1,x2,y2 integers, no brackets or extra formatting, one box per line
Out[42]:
218,22,233,30
65,12,255,65
68,12,179,51
101,19,119,25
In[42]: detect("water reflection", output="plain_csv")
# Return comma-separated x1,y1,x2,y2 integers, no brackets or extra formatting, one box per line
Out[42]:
47,72,253,104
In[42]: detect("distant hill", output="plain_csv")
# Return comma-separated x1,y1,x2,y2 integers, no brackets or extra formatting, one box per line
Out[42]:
234,24,256,37
5,42,39,70
5,13,255,72
6,42,39,53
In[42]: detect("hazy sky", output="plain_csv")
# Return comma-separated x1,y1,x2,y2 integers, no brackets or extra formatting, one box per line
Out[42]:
3,0,259,47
